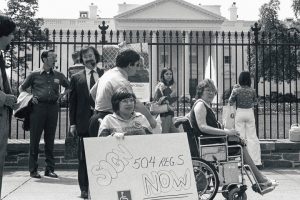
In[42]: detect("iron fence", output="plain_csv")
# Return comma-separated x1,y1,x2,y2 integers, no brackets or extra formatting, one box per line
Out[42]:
6,21,300,139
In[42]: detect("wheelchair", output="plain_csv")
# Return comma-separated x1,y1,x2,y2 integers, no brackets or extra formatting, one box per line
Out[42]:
174,116,274,200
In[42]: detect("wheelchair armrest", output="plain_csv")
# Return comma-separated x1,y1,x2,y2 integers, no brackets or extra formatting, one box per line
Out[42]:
173,116,194,134
198,135,228,145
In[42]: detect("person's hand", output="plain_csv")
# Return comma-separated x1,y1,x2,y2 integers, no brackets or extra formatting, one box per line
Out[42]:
32,96,39,104
69,126,77,137
113,132,125,139
233,84,240,89
149,116,157,129
4,94,17,108
170,90,177,98
168,104,176,112
227,129,240,137
158,83,167,93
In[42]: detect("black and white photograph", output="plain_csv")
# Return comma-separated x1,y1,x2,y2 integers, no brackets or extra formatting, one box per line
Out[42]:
0,0,300,199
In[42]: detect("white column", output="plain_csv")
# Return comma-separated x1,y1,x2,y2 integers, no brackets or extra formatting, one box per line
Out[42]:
183,32,190,98
150,35,158,99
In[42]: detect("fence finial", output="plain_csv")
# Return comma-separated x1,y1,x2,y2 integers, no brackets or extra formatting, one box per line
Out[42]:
99,21,109,44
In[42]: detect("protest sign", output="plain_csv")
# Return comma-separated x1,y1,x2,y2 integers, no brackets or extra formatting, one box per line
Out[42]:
84,133,198,200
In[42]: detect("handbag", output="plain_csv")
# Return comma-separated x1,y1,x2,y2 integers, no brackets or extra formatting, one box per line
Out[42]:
223,104,236,130
64,131,79,160
289,124,300,142
150,103,169,115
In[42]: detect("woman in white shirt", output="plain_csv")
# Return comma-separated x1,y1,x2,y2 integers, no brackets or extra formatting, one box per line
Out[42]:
98,87,152,137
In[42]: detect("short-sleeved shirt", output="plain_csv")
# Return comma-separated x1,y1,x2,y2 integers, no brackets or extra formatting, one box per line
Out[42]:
98,112,152,137
21,68,70,102
94,67,132,112
229,86,257,109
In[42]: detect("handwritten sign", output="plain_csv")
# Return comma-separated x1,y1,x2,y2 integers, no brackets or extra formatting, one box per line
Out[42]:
84,133,198,200
130,82,150,102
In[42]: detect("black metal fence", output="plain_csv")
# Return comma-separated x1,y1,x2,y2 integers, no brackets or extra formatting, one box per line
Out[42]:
7,21,300,140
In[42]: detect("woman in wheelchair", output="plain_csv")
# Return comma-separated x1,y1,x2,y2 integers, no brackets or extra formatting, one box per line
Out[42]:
188,79,277,194
98,87,153,137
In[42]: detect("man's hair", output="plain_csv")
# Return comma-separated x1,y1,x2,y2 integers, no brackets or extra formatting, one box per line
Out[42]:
160,68,174,86
111,87,136,113
0,15,16,38
41,49,55,63
116,49,140,68
238,71,251,87
79,46,100,63
195,79,217,99
71,51,81,64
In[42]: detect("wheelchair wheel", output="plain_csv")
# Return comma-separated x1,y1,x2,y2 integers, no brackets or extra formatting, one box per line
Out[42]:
228,187,247,200
192,158,219,200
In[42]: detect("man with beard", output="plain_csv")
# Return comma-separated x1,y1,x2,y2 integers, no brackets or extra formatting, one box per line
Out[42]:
0,15,17,198
69,46,104,198
19,50,70,179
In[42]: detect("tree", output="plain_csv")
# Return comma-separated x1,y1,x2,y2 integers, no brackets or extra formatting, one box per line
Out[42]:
292,0,300,19
4,0,49,79
249,0,300,82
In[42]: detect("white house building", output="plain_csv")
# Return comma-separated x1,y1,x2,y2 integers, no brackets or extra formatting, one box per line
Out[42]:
12,0,299,100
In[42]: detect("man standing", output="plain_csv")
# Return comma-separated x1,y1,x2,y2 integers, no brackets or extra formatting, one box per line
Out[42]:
0,15,17,198
19,50,70,179
89,49,156,135
69,46,104,199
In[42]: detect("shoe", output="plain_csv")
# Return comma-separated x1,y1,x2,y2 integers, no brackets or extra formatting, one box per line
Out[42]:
30,171,41,179
80,191,88,199
253,179,278,195
44,171,58,178
256,164,263,170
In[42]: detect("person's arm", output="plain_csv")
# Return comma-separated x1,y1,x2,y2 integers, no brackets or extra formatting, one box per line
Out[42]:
252,89,258,106
98,117,112,137
19,73,38,104
0,90,16,109
135,100,157,128
58,73,71,100
68,75,77,135
140,114,153,134
228,88,237,106
194,101,238,136
153,83,163,102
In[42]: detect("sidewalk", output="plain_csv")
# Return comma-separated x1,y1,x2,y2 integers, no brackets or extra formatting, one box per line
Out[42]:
2,168,300,200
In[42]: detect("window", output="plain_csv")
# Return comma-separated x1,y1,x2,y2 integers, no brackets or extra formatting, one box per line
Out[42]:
224,56,231,64
26,53,32,62
191,55,198,64
160,54,169,65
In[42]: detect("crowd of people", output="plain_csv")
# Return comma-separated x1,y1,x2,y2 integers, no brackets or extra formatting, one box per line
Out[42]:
0,15,277,199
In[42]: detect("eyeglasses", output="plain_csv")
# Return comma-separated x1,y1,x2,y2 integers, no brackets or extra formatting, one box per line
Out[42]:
120,98,135,104
204,89,216,94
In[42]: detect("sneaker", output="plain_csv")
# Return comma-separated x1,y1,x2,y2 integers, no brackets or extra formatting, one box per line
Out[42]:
30,171,41,179
44,170,58,178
